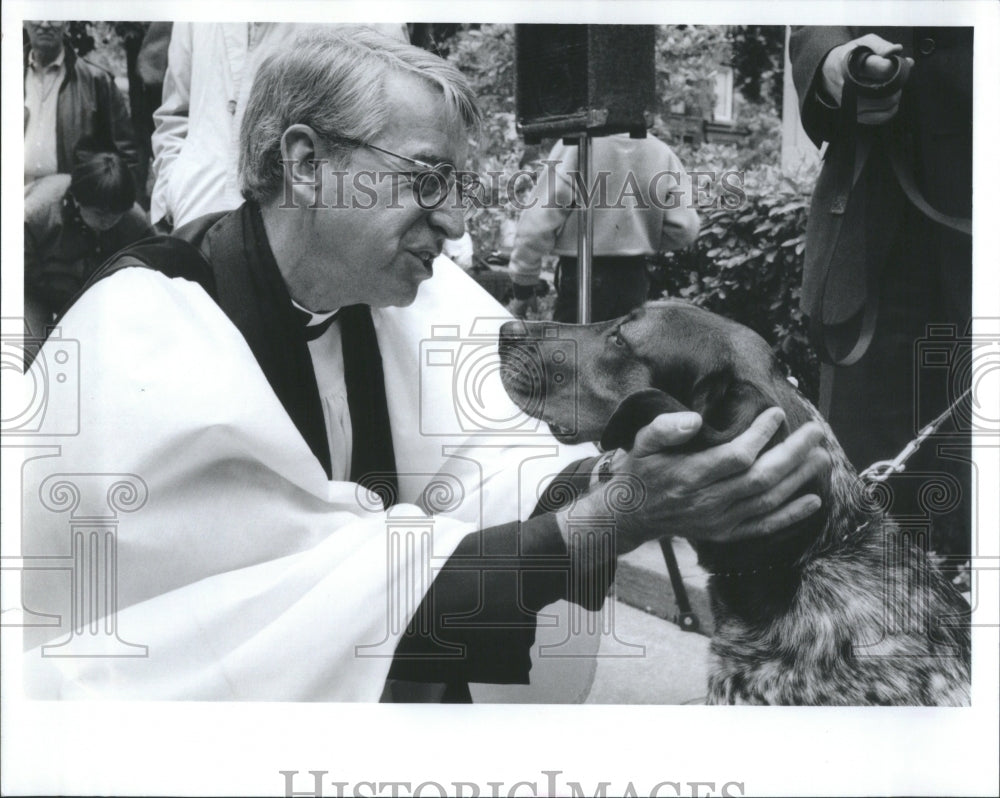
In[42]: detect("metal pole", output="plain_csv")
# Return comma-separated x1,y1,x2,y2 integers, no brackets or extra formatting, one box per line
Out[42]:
576,135,594,324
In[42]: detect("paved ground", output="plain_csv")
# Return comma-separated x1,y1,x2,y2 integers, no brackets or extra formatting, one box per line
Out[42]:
614,538,714,635
469,538,713,704
584,599,709,704
469,596,710,704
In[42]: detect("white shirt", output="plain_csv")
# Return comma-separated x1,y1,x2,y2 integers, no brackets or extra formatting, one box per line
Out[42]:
23,47,66,183
294,302,353,481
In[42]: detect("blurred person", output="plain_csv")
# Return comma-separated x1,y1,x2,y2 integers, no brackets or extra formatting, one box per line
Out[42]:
24,152,152,341
23,20,140,184
507,132,700,322
127,21,174,207
150,22,407,230
790,27,972,560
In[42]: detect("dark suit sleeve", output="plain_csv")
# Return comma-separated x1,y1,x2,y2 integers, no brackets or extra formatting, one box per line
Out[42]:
388,456,614,685
789,26,854,147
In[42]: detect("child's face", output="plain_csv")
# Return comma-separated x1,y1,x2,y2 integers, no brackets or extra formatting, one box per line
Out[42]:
78,205,125,233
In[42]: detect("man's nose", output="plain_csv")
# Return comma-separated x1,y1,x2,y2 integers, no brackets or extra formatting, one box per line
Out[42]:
428,201,465,241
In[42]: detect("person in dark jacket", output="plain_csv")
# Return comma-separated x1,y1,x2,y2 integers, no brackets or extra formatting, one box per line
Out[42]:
790,27,972,561
23,20,140,184
24,152,152,339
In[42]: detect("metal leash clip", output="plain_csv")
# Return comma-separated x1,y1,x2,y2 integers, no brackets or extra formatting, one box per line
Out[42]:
859,435,925,483
860,387,972,484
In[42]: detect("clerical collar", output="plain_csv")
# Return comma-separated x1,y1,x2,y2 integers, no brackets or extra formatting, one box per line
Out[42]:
290,299,341,341
248,201,339,341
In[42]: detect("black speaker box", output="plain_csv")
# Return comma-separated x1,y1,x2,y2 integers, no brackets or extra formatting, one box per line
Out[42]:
514,24,655,143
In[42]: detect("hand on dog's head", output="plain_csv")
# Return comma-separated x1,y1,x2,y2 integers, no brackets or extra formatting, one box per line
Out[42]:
599,364,826,573
600,371,791,455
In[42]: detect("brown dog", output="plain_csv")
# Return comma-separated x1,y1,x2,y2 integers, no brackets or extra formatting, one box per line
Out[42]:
498,299,970,705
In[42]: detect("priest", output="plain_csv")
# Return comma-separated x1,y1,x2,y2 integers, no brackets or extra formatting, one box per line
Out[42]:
20,28,830,701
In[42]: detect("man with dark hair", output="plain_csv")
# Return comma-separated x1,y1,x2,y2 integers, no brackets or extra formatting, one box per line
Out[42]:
24,152,151,339
23,28,829,701
23,21,140,184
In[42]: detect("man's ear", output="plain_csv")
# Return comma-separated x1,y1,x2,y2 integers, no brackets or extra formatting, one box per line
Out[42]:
692,371,787,450
600,389,689,451
280,124,325,208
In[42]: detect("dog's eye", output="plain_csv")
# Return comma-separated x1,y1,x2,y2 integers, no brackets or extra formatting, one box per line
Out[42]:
610,330,628,348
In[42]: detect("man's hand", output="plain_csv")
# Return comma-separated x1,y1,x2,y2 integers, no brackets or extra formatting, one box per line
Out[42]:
563,408,831,556
818,33,914,125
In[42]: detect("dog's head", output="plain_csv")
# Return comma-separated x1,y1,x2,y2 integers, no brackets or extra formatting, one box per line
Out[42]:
499,300,812,452
500,300,844,576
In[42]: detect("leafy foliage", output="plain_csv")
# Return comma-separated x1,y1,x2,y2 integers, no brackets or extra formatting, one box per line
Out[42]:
730,25,786,107
650,159,820,402
65,22,96,57
653,25,731,119
447,24,527,255
408,23,463,58
64,21,144,76
649,25,785,172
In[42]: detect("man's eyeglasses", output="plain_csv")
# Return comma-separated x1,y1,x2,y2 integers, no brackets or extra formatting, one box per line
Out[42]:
336,137,476,210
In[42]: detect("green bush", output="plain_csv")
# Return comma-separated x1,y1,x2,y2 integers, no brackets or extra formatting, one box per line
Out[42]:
447,25,524,256
65,21,140,77
650,161,822,403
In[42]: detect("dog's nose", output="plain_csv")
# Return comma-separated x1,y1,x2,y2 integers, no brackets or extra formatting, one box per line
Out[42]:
499,320,529,346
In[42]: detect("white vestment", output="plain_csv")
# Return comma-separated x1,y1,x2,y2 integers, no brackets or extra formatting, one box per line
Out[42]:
19,257,595,700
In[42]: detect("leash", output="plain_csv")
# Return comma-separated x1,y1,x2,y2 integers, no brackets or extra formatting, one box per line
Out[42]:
860,386,973,483
810,46,971,370
659,537,700,632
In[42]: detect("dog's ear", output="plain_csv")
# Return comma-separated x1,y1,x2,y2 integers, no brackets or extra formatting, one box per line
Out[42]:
599,388,689,451
599,378,790,454
692,371,788,450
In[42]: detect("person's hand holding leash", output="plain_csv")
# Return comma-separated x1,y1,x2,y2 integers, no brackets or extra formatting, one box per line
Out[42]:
561,407,832,555
818,33,914,125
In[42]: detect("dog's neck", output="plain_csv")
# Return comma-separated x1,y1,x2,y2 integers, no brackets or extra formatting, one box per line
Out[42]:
695,513,824,578
601,385,881,589
696,413,880,616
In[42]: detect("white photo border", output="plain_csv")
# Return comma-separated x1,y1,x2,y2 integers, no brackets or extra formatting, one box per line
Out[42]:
3,2,998,796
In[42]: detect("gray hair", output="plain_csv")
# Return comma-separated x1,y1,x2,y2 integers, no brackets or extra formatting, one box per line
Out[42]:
239,28,481,204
